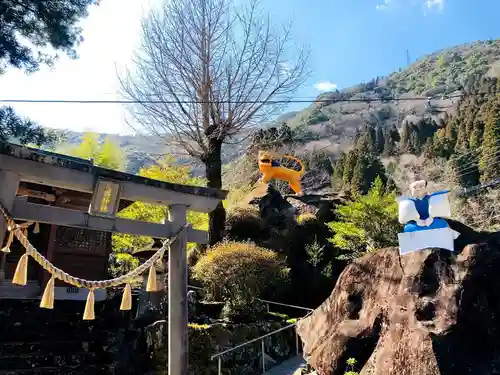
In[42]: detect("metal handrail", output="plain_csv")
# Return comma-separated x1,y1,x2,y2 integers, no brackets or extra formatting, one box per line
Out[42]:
210,321,298,360
210,309,315,375
187,284,313,313
257,299,314,312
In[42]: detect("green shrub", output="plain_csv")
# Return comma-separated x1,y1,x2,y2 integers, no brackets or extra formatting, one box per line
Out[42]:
192,241,289,305
225,207,267,242
108,252,140,281
329,177,399,259
221,298,267,323
297,212,317,224
344,357,359,375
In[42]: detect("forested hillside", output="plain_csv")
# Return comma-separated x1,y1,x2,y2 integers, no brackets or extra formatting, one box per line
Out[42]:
53,39,500,191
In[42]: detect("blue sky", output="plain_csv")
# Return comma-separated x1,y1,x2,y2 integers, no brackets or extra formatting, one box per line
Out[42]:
0,0,499,134
266,0,500,104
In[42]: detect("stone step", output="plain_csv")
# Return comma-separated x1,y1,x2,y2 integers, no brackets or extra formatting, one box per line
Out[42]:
0,300,127,324
0,352,100,371
0,364,113,375
263,355,307,375
0,316,128,331
0,341,85,356
0,328,111,343
0,320,114,333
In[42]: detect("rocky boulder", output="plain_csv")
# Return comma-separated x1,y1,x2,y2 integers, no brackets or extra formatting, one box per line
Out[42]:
285,192,349,223
246,183,349,224
296,223,500,375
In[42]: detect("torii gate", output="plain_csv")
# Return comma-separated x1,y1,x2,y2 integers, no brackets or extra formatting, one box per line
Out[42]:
0,143,227,375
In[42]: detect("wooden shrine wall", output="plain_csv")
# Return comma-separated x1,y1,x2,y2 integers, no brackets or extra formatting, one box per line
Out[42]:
51,225,110,287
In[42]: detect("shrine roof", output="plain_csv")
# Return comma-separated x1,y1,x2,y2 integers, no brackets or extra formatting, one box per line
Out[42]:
0,143,228,201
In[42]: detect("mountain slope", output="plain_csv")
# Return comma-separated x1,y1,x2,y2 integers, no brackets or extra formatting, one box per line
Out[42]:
51,39,500,176
279,39,500,155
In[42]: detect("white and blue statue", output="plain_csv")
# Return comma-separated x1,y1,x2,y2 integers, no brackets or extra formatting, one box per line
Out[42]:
397,180,460,255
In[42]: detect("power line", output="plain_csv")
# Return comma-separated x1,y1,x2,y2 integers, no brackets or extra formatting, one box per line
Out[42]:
456,176,500,197
0,91,493,106
453,148,500,176
452,143,500,179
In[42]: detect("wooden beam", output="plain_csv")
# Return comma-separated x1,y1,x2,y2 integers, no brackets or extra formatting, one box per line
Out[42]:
0,154,94,193
0,171,20,281
11,199,208,244
43,224,58,287
17,187,56,203
120,182,219,213
0,154,225,213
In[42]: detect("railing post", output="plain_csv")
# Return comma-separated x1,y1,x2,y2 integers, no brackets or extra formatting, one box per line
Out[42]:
261,338,266,373
218,356,222,375
266,303,270,313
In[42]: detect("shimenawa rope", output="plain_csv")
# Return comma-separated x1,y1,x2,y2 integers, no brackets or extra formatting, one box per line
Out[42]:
0,199,186,320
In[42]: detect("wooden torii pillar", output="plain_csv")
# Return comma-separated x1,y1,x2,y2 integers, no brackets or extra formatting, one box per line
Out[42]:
0,144,228,375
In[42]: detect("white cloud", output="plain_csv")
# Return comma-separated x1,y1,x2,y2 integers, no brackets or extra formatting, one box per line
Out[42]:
376,0,393,11
314,81,338,92
376,0,444,12
425,0,445,10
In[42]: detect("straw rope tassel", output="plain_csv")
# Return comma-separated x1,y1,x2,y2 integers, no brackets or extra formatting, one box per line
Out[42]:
12,253,28,286
83,289,95,320
120,284,132,311
40,277,55,309
146,264,157,292
1,229,14,253
33,222,40,234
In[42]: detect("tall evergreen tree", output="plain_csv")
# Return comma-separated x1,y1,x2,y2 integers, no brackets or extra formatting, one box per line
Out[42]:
408,125,422,154
367,125,377,151
375,126,385,154
447,152,479,188
416,117,438,145
444,118,458,145
388,123,401,143
0,106,56,146
423,138,435,159
1,0,99,73
353,129,362,145
350,140,387,195
382,129,395,156
332,152,346,189
454,118,470,153
400,120,410,152
469,122,484,150
351,153,370,194
479,98,500,182
342,150,357,188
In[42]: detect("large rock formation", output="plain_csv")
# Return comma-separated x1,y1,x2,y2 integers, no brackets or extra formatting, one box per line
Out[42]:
296,222,500,375
245,183,349,224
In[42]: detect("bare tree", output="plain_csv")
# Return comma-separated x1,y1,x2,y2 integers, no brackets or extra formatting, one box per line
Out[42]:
120,0,310,245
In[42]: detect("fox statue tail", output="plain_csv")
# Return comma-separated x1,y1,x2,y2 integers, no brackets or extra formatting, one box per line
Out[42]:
281,154,306,175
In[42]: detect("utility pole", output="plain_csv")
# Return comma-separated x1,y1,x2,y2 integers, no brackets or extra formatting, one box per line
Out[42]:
406,49,411,66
